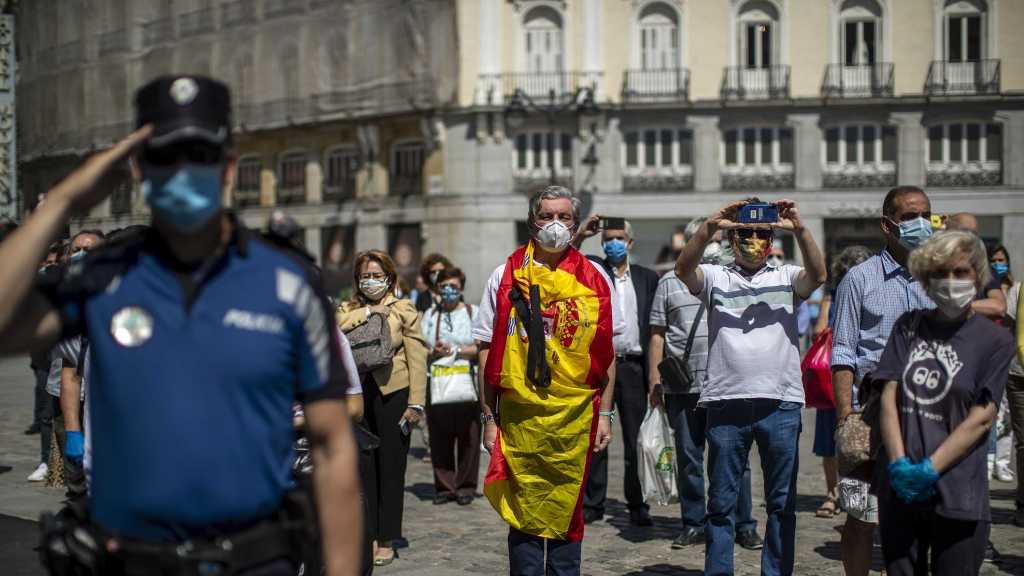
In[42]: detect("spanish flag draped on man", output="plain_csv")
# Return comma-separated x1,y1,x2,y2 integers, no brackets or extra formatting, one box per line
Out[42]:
474,186,619,575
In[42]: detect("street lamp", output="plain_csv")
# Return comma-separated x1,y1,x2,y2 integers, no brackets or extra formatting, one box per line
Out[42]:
503,85,600,186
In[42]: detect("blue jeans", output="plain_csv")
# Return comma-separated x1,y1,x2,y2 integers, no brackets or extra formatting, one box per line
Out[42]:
705,399,801,576
508,528,581,576
665,394,757,534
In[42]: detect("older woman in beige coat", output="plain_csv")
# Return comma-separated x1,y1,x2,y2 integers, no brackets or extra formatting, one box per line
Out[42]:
337,249,427,567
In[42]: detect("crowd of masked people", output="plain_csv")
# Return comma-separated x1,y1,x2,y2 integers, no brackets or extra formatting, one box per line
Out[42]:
23,189,1024,576
6,73,1020,576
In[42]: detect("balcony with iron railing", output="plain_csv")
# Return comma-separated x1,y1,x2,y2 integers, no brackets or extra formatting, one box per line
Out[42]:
621,68,690,103
265,0,307,19
925,60,1000,96
721,66,790,100
98,29,129,57
389,173,423,196
276,185,306,205
234,188,262,208
822,63,894,98
179,7,216,37
477,71,600,104
323,176,357,203
142,17,175,47
222,1,256,28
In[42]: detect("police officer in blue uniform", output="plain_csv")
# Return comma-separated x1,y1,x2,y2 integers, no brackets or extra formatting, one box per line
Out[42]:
0,76,362,575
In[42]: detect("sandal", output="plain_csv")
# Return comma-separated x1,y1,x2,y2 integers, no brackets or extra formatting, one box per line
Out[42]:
816,497,839,518
374,544,397,566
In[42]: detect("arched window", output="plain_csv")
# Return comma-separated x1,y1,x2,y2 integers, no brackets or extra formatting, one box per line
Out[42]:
943,0,987,62
324,147,360,202
235,156,262,207
523,7,563,74
928,1,997,94
638,3,679,70
278,150,307,205
838,0,882,66
737,1,780,70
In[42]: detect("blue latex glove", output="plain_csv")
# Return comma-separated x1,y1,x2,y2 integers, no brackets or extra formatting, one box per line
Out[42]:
65,431,84,466
887,457,915,502
903,458,939,502
889,456,939,503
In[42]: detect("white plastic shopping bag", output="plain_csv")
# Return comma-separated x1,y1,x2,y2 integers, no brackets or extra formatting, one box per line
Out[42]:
638,404,678,506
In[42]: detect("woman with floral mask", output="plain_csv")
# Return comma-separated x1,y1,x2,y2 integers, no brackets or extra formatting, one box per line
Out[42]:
873,231,1015,575
336,250,428,567
420,267,481,506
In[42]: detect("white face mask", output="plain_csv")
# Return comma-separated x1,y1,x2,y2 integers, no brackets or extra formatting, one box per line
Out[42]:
928,278,976,318
535,220,573,252
359,278,390,301
767,254,784,268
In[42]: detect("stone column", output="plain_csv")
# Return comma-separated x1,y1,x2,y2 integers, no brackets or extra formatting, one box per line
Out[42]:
583,0,604,99
1002,215,1024,263
789,113,822,191
475,0,502,105
260,152,276,207
997,110,1024,187
690,116,721,192
891,112,925,187
306,150,323,204
305,226,322,264
356,124,385,198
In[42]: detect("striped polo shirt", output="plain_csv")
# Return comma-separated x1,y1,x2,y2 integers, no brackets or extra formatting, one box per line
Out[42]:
696,262,805,405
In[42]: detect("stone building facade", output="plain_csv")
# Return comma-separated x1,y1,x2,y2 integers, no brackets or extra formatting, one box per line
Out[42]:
15,0,1024,299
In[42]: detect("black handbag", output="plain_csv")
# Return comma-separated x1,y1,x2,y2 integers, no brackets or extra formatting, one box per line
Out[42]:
657,303,705,393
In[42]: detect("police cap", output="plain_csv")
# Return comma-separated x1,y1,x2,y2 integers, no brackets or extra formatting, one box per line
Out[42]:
134,75,232,149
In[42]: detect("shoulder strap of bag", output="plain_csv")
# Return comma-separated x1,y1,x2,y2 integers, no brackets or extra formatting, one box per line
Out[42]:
681,303,705,364
434,306,442,344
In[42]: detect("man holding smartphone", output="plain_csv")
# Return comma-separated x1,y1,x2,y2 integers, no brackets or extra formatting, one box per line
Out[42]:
675,198,827,576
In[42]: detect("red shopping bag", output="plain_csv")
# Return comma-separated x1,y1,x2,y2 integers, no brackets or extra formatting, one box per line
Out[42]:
801,328,834,409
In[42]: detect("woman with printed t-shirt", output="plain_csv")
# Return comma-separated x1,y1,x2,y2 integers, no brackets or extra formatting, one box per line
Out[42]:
874,231,1015,576
337,250,429,567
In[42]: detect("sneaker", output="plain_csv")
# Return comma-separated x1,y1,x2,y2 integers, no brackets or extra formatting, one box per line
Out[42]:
671,527,705,549
994,462,1015,483
736,530,764,550
27,463,47,482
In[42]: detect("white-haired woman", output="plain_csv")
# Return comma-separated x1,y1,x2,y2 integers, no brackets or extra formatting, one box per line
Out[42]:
873,231,1014,575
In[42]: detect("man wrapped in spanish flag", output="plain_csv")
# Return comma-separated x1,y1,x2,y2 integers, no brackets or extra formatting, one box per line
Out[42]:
471,186,624,575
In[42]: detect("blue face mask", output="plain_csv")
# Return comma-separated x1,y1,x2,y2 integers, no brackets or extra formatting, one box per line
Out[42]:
993,262,1009,278
893,217,933,250
440,285,461,306
142,164,223,234
603,239,628,263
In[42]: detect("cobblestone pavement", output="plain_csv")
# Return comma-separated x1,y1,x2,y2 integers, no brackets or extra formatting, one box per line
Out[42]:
0,356,1021,575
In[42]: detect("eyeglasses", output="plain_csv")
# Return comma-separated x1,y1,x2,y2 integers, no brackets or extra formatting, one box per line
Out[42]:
141,142,224,167
735,229,773,240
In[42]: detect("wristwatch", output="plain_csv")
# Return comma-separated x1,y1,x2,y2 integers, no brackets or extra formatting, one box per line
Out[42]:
481,413,496,425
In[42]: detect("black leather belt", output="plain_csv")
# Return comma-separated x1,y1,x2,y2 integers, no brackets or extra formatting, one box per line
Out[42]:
615,353,644,363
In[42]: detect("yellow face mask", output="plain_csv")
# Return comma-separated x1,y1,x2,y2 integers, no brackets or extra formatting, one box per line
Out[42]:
735,236,769,262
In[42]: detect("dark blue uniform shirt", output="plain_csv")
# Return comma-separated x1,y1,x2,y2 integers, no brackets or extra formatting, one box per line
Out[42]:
39,223,346,541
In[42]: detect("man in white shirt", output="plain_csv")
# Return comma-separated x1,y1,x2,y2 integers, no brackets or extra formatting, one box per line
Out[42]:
675,198,826,576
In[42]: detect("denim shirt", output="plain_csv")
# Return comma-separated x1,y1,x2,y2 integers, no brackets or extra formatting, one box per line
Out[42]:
831,249,935,387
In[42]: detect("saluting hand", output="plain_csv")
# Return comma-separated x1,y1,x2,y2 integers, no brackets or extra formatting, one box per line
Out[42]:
48,125,153,215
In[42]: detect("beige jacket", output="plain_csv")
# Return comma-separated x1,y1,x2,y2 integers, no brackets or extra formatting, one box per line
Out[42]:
337,294,428,406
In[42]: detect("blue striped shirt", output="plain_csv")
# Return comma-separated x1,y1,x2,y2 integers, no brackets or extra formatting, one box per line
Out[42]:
830,249,935,386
